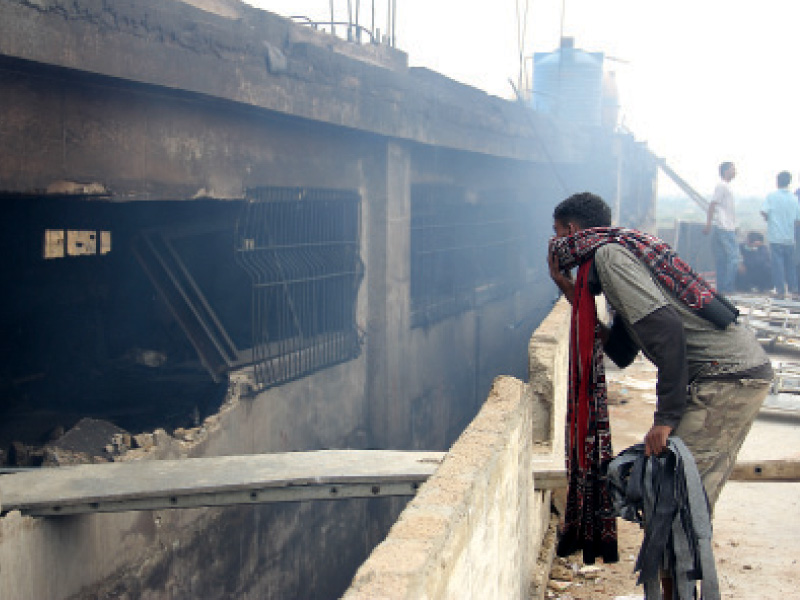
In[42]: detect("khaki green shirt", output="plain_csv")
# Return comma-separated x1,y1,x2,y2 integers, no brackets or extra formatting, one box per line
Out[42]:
594,244,769,382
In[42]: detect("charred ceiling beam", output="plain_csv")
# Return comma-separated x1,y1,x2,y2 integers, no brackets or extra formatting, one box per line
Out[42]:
0,0,581,165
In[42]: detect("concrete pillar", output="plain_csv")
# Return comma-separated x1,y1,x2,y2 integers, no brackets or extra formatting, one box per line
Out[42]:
365,140,412,451
362,139,412,548
384,141,412,449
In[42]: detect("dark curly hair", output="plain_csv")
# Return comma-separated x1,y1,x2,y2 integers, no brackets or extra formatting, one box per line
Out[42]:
553,192,612,229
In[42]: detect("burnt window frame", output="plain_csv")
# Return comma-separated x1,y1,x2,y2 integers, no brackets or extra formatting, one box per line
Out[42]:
236,187,364,391
133,188,363,392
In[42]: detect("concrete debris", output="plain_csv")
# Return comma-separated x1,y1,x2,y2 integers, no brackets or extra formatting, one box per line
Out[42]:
547,556,612,594
579,565,603,575
8,441,44,467
133,433,156,450
579,564,603,579
548,579,572,592
550,563,574,581
45,180,108,196
111,433,132,449
44,417,130,465
172,428,196,442
43,446,95,466
153,429,172,445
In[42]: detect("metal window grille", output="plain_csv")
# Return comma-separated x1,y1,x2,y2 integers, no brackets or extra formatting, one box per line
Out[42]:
236,187,363,390
411,184,527,327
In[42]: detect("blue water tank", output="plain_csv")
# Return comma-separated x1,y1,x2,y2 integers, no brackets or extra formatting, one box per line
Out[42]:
532,38,604,126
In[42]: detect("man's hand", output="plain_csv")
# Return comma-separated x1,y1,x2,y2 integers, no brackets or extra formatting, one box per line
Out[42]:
644,424,672,456
547,249,575,304
547,247,563,281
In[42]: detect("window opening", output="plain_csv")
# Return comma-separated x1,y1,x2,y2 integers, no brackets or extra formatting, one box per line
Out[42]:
43,229,112,259
133,223,245,382
410,184,526,327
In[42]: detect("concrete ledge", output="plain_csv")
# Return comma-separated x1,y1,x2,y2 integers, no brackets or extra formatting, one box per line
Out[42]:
529,298,570,452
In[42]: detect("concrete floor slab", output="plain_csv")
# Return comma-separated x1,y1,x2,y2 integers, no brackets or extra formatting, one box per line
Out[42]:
0,450,445,516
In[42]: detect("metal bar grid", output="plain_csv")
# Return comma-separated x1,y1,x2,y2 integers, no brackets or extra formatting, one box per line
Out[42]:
731,293,800,348
236,188,363,390
410,184,526,327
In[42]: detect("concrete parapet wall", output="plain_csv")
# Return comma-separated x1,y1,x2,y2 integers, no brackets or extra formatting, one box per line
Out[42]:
529,298,570,453
342,376,537,600
342,299,571,599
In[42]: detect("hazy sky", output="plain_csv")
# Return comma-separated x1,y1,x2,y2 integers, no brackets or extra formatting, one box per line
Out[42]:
249,1,798,199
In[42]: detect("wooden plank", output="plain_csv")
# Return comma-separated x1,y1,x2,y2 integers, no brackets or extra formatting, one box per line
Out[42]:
529,461,800,488
0,450,446,516
730,459,800,482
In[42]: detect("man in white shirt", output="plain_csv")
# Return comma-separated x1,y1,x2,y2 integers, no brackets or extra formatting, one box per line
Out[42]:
703,162,738,293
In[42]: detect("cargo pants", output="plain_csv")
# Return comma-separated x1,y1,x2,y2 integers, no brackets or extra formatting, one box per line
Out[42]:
672,376,772,509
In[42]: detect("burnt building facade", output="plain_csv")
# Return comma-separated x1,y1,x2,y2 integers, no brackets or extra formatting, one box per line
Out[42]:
0,1,657,598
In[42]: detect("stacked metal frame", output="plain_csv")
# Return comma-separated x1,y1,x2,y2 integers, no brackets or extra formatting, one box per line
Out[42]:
236,187,363,390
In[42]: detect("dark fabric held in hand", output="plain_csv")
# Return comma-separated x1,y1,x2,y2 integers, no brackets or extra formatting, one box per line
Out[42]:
606,439,720,600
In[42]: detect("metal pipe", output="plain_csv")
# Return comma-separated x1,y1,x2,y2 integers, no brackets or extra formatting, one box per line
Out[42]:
355,0,360,42
347,0,353,41
330,0,336,35
386,0,391,45
391,0,396,47
292,19,376,43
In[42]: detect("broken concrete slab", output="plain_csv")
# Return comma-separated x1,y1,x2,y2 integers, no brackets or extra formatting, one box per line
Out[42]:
45,417,130,464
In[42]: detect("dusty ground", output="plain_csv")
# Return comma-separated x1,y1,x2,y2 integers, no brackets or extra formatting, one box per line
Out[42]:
545,353,800,599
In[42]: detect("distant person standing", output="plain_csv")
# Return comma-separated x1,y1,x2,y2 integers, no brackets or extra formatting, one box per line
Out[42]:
761,170,800,298
703,161,738,293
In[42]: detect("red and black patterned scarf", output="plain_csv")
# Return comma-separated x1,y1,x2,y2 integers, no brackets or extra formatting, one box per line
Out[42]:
548,227,717,565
